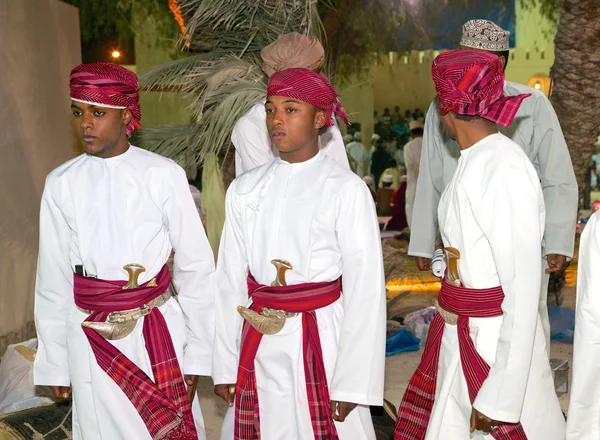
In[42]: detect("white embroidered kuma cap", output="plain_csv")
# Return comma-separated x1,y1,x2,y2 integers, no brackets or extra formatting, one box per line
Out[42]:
460,19,510,52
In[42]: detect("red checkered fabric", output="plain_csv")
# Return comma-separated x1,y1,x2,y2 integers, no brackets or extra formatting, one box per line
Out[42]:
74,264,198,440
70,62,141,136
267,67,349,127
431,50,530,127
394,279,527,440
234,273,342,440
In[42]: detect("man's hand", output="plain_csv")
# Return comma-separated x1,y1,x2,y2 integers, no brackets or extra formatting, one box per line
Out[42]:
49,386,72,401
184,375,199,404
330,400,357,422
546,254,568,273
214,384,236,407
470,408,500,433
415,257,432,271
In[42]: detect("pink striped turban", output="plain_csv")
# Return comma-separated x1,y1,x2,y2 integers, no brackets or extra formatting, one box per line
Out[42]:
431,50,530,127
70,63,141,136
267,68,349,127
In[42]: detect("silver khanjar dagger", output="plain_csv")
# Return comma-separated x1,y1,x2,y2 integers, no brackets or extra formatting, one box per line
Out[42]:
237,259,293,335
444,248,461,287
81,264,147,340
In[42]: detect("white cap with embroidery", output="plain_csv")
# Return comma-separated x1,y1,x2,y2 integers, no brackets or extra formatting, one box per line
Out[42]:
460,19,510,52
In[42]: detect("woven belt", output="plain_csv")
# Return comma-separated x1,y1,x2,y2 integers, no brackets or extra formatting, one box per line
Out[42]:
77,290,172,322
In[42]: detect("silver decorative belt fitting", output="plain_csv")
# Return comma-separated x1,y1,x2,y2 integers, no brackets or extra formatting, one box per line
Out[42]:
80,264,171,340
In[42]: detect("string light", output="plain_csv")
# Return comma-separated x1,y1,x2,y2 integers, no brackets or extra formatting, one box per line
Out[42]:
169,0,191,48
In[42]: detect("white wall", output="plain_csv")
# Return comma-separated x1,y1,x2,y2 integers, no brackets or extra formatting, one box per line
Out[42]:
0,0,81,354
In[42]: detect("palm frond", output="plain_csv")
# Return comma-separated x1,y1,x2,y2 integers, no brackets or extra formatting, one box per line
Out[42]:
135,123,203,166
136,0,320,168
138,52,228,91
182,56,264,119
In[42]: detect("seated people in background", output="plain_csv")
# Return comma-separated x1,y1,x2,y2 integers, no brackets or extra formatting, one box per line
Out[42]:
379,159,402,189
377,174,394,216
386,175,409,232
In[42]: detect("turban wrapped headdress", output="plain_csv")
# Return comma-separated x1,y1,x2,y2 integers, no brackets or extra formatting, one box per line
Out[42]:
260,33,325,78
431,50,530,127
70,62,141,137
267,67,349,127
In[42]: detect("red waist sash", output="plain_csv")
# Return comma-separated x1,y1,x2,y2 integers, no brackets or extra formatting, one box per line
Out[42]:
74,264,197,440
394,279,527,440
235,274,342,440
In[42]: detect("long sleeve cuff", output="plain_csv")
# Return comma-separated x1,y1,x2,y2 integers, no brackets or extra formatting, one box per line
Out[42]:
212,373,237,386
407,250,435,259
330,389,383,407
473,398,520,425
183,348,212,376
542,248,574,259
33,370,71,387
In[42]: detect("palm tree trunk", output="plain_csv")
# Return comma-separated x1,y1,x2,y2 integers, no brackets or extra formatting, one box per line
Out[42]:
550,0,600,198
320,0,352,80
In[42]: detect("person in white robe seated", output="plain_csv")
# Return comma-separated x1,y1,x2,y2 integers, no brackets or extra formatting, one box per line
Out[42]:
394,50,565,440
33,62,215,440
213,67,386,439
566,210,600,439
231,32,349,176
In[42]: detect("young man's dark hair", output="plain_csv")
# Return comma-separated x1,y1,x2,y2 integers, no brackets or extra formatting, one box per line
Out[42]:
490,50,510,70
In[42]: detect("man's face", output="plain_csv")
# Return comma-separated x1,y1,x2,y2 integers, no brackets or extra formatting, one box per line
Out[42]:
70,101,130,157
265,95,325,154
440,110,457,140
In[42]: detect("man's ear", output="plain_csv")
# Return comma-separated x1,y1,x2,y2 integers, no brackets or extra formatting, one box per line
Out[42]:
315,109,326,130
499,55,507,69
122,109,132,127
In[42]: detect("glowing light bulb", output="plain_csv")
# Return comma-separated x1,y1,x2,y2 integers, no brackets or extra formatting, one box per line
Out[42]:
111,50,121,59
534,82,542,90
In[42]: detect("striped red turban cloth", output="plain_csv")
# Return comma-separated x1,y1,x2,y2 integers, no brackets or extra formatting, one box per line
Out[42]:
267,68,349,127
70,62,141,136
431,50,530,127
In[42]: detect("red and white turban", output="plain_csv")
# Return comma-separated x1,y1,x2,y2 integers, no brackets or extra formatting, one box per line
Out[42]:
70,62,141,136
431,50,530,127
267,68,349,127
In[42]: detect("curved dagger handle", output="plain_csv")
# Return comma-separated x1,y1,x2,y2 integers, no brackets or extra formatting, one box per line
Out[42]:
444,248,461,286
123,264,146,289
270,260,293,287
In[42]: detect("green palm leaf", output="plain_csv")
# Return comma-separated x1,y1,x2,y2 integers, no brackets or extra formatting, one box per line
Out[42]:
136,0,320,167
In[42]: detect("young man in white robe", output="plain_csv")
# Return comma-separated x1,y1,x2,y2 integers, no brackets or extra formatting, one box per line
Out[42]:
231,32,349,176
394,50,565,440
213,67,386,439
566,210,600,439
33,62,215,440
408,19,578,354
